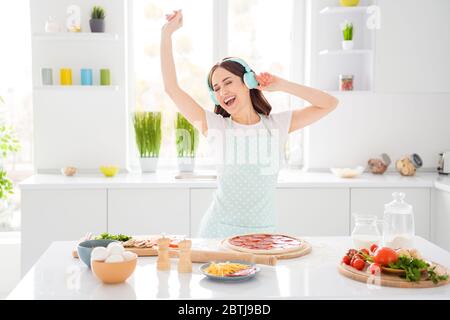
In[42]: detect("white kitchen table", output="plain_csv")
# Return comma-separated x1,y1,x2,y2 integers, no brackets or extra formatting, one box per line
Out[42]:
7,236,450,300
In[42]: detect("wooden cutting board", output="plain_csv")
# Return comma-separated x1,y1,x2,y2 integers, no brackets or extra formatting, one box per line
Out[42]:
338,262,450,288
220,238,312,260
72,247,278,266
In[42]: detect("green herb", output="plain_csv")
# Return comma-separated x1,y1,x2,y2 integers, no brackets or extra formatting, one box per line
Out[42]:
95,232,131,242
341,20,353,41
427,265,449,284
388,255,449,283
91,6,105,20
133,111,162,158
175,112,199,158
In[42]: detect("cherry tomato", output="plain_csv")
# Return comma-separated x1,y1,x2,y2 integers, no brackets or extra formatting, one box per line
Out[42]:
369,263,381,275
373,247,398,266
351,258,365,271
370,244,379,254
360,248,370,256
342,256,351,265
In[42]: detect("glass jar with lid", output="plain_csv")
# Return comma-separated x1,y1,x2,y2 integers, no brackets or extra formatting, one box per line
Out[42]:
339,74,354,91
351,214,381,249
382,192,415,248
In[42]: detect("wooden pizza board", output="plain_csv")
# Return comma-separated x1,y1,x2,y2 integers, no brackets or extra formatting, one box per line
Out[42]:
220,238,312,260
338,262,450,288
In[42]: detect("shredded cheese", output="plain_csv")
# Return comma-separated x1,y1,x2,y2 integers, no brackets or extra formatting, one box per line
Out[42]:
205,262,250,276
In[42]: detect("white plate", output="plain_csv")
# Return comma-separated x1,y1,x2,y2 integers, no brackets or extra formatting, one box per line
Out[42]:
200,260,260,282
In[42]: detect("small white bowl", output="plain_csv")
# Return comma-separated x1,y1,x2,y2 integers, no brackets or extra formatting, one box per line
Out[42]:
330,166,365,178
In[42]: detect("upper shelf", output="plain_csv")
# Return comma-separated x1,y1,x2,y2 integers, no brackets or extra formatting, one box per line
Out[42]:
34,85,120,91
319,49,372,55
32,32,120,41
320,6,370,14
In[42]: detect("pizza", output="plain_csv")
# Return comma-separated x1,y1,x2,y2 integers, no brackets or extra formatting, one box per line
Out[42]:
224,233,303,255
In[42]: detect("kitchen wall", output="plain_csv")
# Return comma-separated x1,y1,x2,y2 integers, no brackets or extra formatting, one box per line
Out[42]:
307,92,450,170
306,0,450,170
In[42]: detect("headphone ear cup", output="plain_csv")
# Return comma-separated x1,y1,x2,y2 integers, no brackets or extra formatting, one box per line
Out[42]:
243,71,259,89
209,90,219,105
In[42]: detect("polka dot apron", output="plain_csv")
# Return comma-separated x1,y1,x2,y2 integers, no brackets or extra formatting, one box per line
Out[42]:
198,115,279,238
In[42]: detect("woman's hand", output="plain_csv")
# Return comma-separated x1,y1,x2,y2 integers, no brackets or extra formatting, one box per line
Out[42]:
255,72,285,92
162,9,183,35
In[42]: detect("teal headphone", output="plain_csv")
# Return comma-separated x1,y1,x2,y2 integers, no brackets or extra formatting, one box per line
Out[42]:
207,58,259,105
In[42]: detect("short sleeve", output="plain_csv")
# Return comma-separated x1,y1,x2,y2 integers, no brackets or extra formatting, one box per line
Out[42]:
268,110,293,145
204,110,226,137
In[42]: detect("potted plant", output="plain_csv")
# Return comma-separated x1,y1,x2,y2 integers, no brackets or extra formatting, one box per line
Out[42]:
341,20,353,50
0,96,20,212
90,6,106,33
175,113,199,172
133,111,162,172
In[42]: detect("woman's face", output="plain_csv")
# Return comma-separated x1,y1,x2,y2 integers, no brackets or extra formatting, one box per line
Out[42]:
211,67,251,115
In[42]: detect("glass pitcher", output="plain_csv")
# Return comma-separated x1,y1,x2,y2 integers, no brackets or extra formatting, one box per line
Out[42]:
382,192,415,248
351,214,382,250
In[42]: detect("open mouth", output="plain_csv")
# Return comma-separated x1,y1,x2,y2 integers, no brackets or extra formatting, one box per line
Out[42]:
224,96,236,107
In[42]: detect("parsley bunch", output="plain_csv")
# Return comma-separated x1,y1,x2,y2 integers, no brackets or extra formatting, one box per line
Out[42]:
389,255,448,283
95,232,131,242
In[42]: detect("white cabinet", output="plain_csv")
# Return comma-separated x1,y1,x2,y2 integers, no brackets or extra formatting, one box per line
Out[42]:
108,189,190,236
190,189,216,237
21,189,107,275
350,188,431,239
276,188,350,236
431,189,450,251
191,188,350,237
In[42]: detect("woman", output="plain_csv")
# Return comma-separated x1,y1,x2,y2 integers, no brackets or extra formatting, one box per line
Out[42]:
161,10,338,238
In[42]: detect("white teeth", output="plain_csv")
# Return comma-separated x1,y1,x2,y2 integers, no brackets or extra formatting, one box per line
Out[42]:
224,96,235,104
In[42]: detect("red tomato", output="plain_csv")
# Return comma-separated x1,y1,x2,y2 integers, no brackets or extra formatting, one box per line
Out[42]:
359,248,369,256
370,244,379,254
342,256,351,265
351,258,365,271
369,263,381,275
373,247,398,266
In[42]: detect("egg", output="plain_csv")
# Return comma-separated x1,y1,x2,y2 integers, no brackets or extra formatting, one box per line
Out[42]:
106,242,124,255
91,247,109,261
122,251,137,261
105,254,124,263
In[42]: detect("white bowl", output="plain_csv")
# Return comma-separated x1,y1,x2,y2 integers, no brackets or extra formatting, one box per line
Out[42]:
330,166,365,178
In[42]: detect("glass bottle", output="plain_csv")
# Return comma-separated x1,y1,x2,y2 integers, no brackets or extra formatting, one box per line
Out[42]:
351,214,381,249
382,192,415,248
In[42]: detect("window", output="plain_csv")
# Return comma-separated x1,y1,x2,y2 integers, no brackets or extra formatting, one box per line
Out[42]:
130,0,303,170
131,0,213,170
0,0,33,231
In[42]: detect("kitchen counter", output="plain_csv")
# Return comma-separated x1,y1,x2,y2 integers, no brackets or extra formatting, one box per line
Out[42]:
18,170,448,190
7,236,450,300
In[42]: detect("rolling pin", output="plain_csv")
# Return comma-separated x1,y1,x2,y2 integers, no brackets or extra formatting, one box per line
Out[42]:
72,248,277,266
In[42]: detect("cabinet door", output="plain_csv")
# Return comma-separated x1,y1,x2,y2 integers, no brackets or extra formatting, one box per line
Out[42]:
350,188,431,239
190,189,216,237
431,189,450,251
21,189,107,275
108,189,190,236
276,188,350,236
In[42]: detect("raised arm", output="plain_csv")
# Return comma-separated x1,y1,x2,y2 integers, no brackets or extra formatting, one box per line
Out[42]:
161,10,208,136
256,73,339,133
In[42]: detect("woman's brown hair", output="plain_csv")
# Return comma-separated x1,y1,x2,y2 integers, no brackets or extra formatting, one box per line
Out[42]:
207,58,272,117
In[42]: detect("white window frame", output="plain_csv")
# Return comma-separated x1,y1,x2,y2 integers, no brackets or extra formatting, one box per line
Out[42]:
127,0,306,171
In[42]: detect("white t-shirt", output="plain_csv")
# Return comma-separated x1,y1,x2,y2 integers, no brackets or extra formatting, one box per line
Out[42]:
204,110,293,174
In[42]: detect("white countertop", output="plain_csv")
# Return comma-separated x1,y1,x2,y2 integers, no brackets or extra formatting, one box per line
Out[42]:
7,236,450,300
18,170,450,191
